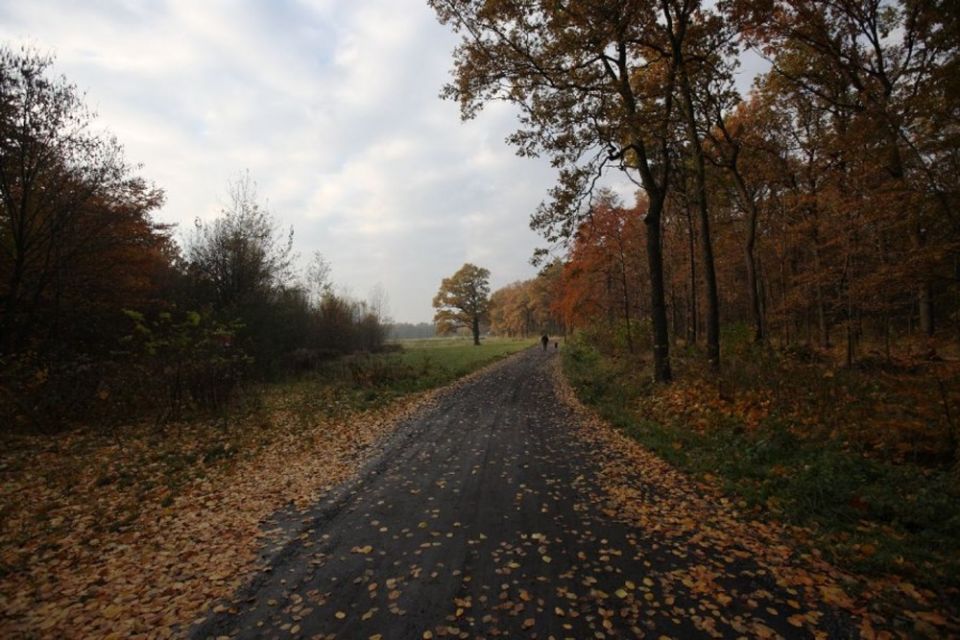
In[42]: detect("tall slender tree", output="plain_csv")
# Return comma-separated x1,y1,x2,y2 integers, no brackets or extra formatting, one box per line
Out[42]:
430,0,685,381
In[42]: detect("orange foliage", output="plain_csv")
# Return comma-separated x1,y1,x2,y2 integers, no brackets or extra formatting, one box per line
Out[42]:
557,192,648,339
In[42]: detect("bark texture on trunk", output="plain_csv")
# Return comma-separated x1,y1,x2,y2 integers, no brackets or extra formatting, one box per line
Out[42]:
646,196,672,383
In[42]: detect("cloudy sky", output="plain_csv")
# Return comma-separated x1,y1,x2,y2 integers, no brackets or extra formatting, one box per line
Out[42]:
0,0,764,322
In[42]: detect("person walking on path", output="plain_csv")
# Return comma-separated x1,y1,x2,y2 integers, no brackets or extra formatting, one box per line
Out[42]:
541,334,549,351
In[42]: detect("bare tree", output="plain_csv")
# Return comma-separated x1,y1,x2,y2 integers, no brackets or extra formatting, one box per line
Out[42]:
186,172,293,309
305,251,332,304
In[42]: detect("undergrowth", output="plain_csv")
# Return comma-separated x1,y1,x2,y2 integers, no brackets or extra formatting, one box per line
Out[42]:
562,330,960,598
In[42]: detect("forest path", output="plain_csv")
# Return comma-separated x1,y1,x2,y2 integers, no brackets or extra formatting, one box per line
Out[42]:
193,347,856,639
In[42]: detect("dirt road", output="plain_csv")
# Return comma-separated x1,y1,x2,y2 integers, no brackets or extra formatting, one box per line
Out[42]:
193,348,856,639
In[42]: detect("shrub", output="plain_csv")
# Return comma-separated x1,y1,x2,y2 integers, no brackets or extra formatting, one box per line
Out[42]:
115,309,253,424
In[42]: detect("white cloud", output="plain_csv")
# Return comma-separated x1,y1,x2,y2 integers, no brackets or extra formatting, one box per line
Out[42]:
0,0,556,322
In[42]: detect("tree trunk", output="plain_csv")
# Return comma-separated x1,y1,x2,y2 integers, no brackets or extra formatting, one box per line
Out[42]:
955,253,960,345
843,253,856,367
672,287,680,340
617,247,635,354
605,270,614,327
779,236,790,346
1,261,24,353
472,315,480,346
846,301,857,367
685,202,698,345
678,65,720,370
732,174,764,344
694,152,721,371
606,29,676,382
744,232,763,344
812,234,830,348
646,195,672,383
918,281,934,338
913,223,934,339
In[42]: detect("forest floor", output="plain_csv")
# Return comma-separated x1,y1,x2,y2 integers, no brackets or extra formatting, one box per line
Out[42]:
0,338,531,638
564,332,960,638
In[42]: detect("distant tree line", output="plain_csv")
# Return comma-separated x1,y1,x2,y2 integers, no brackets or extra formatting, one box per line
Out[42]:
389,322,436,340
0,47,387,429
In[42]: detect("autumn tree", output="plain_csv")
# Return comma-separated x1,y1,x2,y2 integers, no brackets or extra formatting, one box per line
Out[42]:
433,263,490,345
430,0,682,381
736,0,960,351
557,191,647,352
0,46,170,356
453,0,957,372
663,0,740,369
488,282,531,338
488,267,564,338
704,94,783,345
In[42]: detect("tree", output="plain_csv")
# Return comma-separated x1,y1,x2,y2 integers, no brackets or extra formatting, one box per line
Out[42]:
185,171,293,309
664,0,736,370
433,263,490,345
557,191,647,352
430,0,682,381
0,46,169,355
736,0,960,346
305,250,332,304
488,269,564,338
705,96,779,344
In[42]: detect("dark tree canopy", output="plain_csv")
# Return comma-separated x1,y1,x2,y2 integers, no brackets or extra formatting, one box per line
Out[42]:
0,46,169,355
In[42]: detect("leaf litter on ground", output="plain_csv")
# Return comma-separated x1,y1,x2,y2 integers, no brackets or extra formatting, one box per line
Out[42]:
0,369,500,638
550,358,960,639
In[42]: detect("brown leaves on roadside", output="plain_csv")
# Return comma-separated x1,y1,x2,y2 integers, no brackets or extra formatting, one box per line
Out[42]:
0,388,443,638
551,359,959,638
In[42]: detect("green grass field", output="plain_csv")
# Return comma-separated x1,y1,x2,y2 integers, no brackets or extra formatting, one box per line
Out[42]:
391,336,536,379
270,337,536,418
